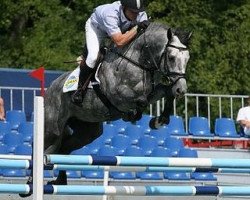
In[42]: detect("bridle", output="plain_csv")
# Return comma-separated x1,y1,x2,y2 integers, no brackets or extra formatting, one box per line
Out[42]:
160,43,188,86
108,28,189,88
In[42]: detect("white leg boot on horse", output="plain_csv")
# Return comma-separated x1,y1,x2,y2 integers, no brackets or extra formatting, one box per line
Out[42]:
71,62,94,105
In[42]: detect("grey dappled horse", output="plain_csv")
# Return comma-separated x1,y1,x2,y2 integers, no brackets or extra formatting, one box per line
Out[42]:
44,23,191,186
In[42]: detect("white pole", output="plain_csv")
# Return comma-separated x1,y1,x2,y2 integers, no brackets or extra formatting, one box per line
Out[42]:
33,96,44,200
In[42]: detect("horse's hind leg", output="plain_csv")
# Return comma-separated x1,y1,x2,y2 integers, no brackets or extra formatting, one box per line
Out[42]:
48,119,103,185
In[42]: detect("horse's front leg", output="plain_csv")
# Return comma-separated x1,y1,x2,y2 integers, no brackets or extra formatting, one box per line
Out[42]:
149,95,174,129
147,84,174,129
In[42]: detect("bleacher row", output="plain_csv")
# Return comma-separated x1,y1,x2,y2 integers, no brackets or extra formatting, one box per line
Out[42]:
0,110,243,181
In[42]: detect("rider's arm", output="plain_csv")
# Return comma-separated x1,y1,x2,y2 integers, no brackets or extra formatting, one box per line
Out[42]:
110,26,138,48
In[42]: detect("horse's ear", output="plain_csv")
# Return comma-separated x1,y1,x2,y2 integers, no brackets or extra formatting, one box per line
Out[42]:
188,31,193,40
167,28,173,41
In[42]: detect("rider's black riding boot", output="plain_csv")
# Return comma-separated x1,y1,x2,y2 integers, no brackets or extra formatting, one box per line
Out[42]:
71,64,93,104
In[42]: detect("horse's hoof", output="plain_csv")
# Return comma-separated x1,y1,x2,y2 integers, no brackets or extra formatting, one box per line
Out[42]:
149,117,161,129
19,192,31,198
47,179,67,185
19,180,32,198
19,192,32,198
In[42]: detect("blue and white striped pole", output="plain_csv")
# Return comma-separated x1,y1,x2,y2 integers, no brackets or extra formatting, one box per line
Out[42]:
0,160,249,174
45,185,250,196
45,155,250,168
2,184,250,196
49,164,250,174
0,159,30,169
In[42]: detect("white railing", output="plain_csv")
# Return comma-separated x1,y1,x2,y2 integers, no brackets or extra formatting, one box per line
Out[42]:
0,86,40,112
1,86,249,132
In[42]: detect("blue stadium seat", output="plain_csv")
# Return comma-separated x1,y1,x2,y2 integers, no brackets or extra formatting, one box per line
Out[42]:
3,131,23,153
102,124,117,144
0,144,8,154
136,114,153,130
2,169,26,177
71,146,90,155
123,124,144,145
111,135,131,155
66,171,81,178
124,146,144,156
137,135,157,156
27,169,53,178
215,118,240,138
149,128,170,146
44,170,53,178
178,148,198,158
110,119,129,133
0,121,11,141
81,170,104,179
14,144,32,155
136,172,162,180
151,147,171,157
6,110,26,130
191,172,217,181
164,172,190,180
110,171,136,180
189,117,213,137
53,170,81,179
167,115,187,136
163,137,184,156
18,122,34,143
85,136,106,155
97,145,118,156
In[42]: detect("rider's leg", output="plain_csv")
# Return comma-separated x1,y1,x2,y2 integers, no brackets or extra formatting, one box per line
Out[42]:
72,18,104,104
71,63,94,104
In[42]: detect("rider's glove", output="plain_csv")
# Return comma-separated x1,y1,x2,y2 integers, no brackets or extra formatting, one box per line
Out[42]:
137,20,150,31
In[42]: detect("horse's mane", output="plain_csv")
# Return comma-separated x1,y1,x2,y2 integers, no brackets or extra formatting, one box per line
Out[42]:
146,22,191,46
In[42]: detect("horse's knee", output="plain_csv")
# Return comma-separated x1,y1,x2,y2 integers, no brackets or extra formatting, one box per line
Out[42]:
44,134,62,154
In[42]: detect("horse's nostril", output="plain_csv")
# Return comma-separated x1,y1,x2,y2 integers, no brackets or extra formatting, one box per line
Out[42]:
176,88,181,94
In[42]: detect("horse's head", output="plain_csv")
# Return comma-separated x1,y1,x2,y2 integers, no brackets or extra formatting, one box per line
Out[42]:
162,28,191,97
142,24,192,98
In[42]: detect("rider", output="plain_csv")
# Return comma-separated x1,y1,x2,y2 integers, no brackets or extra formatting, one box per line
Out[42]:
72,0,149,104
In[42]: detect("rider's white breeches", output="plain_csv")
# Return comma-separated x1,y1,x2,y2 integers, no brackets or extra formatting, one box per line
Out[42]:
85,18,107,68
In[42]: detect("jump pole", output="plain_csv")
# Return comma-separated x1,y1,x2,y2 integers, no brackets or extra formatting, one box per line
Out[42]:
45,155,250,168
3,184,250,196
1,160,250,174
33,96,44,200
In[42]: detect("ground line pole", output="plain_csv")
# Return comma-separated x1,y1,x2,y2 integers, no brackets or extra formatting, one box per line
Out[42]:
33,96,44,200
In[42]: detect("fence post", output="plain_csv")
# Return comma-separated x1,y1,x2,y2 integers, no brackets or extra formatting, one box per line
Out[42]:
33,96,44,200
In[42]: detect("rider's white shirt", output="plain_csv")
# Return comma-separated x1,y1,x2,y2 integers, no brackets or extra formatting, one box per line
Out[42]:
90,1,148,36
237,106,250,135
84,1,147,68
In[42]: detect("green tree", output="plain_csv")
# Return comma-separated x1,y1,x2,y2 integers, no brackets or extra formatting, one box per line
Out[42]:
0,0,249,96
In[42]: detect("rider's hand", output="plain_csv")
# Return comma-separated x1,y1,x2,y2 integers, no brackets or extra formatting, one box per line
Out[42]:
76,55,83,65
137,20,150,31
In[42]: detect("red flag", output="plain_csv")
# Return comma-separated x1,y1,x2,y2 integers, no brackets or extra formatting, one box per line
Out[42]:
29,66,44,81
29,66,45,96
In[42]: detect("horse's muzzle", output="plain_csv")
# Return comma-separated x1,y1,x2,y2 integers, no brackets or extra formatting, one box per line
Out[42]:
172,78,187,98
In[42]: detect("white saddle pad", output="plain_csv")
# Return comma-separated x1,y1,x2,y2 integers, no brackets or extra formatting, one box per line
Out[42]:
63,65,101,93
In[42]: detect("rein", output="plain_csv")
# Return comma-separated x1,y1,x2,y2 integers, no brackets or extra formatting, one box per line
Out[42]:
107,27,188,88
